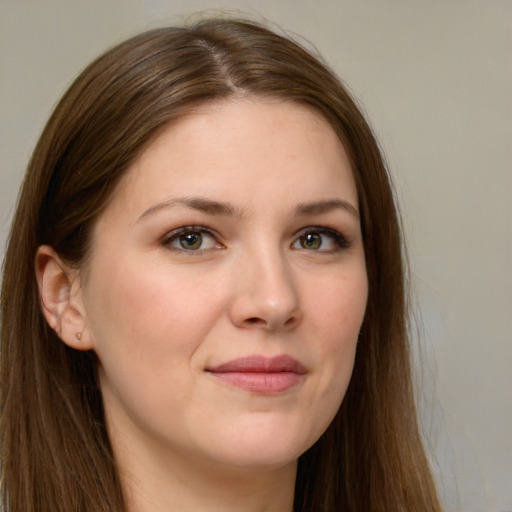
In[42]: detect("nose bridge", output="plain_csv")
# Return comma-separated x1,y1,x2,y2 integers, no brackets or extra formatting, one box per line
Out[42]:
229,239,302,330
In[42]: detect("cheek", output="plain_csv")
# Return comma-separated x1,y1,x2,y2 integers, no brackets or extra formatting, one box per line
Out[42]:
82,254,228,396
309,268,368,344
87,255,216,344
83,254,229,434
305,269,367,401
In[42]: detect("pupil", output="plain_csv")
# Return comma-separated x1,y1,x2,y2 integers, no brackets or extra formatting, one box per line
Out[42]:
302,233,321,249
180,232,202,250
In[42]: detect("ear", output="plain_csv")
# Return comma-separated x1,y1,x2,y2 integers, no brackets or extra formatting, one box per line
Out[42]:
35,245,93,351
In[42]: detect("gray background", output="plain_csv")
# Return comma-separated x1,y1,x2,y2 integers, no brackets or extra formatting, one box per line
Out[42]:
1,1,511,511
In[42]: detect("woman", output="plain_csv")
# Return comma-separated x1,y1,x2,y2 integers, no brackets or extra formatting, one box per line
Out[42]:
1,17,442,512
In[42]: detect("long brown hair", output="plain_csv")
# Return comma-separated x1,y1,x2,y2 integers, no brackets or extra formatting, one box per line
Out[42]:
1,17,441,512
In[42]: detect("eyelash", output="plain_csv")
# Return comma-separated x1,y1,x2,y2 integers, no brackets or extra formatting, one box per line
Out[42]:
293,226,352,253
161,225,351,254
161,225,222,255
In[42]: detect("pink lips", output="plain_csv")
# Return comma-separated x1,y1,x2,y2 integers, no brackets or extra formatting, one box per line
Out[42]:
206,355,306,394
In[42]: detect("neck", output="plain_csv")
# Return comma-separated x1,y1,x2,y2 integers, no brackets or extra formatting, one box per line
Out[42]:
114,433,297,512
122,453,296,512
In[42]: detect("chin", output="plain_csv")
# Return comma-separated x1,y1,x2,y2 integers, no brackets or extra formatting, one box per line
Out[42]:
198,418,320,471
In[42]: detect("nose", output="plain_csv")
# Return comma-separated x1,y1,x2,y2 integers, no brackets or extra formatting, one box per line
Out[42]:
228,249,303,331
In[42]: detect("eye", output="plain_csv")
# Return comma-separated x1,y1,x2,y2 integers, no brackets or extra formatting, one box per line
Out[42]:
292,227,350,252
163,227,221,253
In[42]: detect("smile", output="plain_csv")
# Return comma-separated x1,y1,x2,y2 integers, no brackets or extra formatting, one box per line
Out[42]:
205,355,307,394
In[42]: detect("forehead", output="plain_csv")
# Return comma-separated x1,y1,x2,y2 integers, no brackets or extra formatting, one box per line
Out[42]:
104,98,357,220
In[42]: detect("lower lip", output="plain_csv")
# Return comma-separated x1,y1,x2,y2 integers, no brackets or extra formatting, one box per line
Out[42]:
208,371,303,394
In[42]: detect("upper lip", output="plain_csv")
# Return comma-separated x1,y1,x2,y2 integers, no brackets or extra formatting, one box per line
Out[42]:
206,355,307,374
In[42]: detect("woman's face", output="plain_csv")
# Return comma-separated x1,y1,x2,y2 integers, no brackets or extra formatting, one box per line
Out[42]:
78,98,368,474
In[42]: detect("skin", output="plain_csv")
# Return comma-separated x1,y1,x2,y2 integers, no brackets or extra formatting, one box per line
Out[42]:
38,98,368,512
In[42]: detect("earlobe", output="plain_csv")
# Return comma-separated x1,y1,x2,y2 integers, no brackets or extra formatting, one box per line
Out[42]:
35,245,93,351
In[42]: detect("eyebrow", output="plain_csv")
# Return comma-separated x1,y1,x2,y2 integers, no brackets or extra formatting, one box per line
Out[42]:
136,196,359,223
136,197,243,222
295,199,359,218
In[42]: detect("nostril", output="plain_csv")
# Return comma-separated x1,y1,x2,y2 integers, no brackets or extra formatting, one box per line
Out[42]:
284,317,296,327
243,315,299,330
246,317,264,325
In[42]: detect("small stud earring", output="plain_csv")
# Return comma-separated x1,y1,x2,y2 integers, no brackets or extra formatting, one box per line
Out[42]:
76,332,82,341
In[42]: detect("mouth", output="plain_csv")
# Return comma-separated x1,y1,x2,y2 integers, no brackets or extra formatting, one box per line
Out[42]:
205,355,307,394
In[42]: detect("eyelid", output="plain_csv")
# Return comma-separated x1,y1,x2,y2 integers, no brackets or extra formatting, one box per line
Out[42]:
292,226,352,251
161,225,224,253
160,224,351,254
